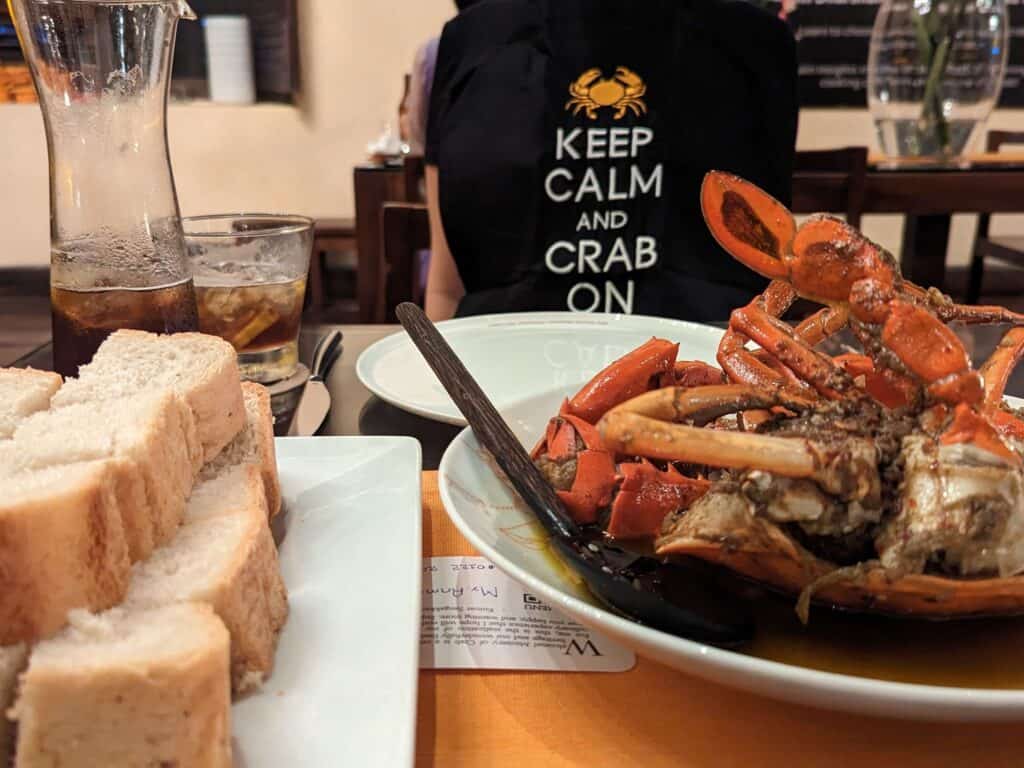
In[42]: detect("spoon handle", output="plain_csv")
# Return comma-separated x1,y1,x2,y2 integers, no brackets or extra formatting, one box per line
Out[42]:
396,303,578,541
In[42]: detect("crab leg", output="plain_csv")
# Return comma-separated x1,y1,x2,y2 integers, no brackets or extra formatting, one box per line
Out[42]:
566,337,679,423
974,327,1024,442
597,411,878,500
673,360,726,387
794,305,850,347
730,301,854,399
607,384,813,426
980,327,1024,406
717,281,806,394
901,282,1024,326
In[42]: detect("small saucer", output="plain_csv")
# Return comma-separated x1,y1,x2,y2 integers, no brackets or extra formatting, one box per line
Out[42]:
263,363,310,436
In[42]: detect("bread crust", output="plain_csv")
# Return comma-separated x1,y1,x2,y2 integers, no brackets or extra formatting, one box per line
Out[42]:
0,644,27,765
0,464,130,645
241,382,282,518
211,507,288,692
12,605,232,768
130,466,288,693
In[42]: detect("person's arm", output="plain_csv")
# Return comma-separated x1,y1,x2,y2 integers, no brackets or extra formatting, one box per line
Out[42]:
405,43,429,154
424,164,465,320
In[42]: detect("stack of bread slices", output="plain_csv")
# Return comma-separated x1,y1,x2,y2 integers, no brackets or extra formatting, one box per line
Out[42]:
0,330,288,768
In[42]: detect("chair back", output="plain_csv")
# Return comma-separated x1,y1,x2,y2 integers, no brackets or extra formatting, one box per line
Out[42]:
986,130,1024,153
378,202,430,322
403,155,426,203
974,131,1024,241
793,146,868,229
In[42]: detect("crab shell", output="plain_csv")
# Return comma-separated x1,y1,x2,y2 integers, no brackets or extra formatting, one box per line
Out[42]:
656,493,1024,618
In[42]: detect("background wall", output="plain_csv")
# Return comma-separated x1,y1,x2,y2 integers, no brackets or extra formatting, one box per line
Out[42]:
0,0,454,268
1,0,1022,270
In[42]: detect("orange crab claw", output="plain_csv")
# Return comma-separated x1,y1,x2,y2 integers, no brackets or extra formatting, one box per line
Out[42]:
606,461,710,540
556,449,618,525
940,404,1021,466
701,171,795,280
833,353,916,409
791,219,897,305
567,337,679,423
670,360,726,388
530,411,605,461
880,301,983,406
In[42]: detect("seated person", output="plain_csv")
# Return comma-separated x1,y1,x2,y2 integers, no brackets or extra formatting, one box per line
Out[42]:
423,0,798,322
404,0,481,154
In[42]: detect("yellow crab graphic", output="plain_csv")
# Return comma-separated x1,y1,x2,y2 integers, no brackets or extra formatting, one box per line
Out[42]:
565,66,647,120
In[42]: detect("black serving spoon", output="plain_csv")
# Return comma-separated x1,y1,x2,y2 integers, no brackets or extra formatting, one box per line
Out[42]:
397,303,753,648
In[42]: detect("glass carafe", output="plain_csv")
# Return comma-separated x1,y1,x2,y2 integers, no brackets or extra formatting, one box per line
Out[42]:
8,0,199,376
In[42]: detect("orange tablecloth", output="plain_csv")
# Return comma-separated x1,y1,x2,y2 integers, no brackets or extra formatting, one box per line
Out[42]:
417,472,1019,768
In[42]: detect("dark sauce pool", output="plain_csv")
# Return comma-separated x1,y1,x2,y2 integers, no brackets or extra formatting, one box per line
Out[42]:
552,530,1024,690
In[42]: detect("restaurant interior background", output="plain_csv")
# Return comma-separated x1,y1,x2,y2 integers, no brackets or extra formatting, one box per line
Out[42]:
2,0,1024,280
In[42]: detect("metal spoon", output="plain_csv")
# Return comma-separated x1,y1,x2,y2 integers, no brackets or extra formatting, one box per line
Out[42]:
396,303,753,648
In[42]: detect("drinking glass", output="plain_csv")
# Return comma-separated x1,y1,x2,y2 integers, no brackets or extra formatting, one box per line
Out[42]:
184,214,313,383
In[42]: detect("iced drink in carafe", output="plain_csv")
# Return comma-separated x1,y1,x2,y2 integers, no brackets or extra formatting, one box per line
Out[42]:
9,0,200,377
51,279,198,378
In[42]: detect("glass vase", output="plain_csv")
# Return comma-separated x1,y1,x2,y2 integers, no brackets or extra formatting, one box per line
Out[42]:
867,0,1008,163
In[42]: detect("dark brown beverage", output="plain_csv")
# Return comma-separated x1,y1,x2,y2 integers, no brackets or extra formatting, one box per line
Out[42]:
195,277,305,353
51,279,199,377
194,275,306,382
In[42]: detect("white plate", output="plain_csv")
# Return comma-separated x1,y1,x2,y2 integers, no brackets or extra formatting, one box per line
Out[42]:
439,388,1024,723
233,437,422,766
356,312,723,425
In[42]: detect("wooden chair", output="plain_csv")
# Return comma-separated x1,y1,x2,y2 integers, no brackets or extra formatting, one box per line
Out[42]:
377,202,430,322
792,146,869,228
966,131,1024,304
353,155,427,323
307,217,356,318
403,155,426,203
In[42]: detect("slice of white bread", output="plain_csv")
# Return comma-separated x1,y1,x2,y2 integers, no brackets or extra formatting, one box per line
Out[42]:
0,462,131,646
126,465,288,693
0,369,61,439
185,464,270,524
12,604,232,768
4,393,201,561
53,330,245,463
201,382,282,518
0,644,27,764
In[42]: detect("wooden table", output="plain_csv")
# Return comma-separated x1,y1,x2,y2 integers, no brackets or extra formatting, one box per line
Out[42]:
792,160,1024,290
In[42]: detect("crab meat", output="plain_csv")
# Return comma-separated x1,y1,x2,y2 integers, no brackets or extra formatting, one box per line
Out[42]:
877,437,1024,577
741,471,882,538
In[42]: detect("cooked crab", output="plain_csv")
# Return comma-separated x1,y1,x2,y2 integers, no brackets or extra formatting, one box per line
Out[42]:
589,172,1024,619
529,171,1024,621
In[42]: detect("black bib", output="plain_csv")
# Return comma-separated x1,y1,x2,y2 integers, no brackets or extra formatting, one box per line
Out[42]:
426,0,798,321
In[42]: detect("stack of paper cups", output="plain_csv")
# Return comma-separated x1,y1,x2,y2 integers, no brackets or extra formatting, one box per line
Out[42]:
203,15,256,104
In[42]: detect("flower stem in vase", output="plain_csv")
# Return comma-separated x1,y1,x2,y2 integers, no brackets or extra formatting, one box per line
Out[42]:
912,0,971,156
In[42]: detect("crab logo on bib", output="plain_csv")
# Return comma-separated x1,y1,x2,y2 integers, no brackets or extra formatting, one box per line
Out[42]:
565,67,647,120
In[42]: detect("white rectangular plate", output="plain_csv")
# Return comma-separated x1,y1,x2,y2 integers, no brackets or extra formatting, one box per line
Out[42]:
233,437,422,767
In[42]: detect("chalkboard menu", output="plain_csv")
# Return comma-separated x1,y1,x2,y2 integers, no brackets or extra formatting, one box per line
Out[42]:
791,0,1024,107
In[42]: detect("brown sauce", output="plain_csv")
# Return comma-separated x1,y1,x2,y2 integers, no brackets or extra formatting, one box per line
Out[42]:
744,592,1024,689
547,531,1024,690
